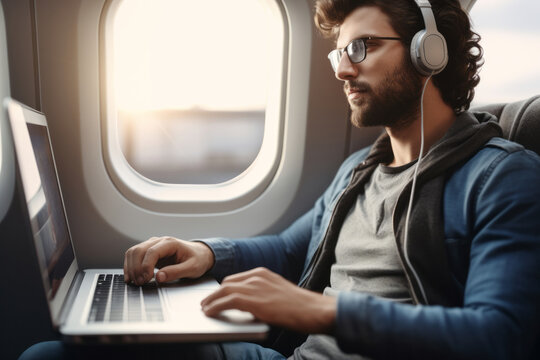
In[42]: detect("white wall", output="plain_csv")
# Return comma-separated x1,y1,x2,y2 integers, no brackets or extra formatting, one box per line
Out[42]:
33,0,376,268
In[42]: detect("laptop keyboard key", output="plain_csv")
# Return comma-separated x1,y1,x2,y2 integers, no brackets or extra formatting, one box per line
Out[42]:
88,273,164,323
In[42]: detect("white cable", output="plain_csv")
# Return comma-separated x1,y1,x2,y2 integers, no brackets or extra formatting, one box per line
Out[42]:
402,74,433,305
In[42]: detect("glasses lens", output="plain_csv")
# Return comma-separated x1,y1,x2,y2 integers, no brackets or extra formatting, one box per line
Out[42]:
348,39,365,63
328,49,342,72
327,38,366,72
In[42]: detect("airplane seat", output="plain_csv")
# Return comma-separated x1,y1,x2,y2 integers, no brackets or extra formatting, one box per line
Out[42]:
473,95,540,156
473,94,540,360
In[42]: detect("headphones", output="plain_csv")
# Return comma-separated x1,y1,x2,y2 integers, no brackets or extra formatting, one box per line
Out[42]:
410,0,448,76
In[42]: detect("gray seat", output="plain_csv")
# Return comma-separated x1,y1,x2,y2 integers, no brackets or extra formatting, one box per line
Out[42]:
473,95,540,156
475,95,540,356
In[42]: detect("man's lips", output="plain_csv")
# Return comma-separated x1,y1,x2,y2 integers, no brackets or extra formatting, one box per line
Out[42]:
347,87,369,101
345,82,370,100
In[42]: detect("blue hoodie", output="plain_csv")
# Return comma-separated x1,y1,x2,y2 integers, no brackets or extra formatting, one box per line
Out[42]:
202,111,540,359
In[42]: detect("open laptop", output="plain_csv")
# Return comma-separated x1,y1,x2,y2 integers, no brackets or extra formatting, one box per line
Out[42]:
3,98,268,343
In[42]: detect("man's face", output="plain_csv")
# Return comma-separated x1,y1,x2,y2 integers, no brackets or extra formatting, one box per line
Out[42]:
335,6,423,129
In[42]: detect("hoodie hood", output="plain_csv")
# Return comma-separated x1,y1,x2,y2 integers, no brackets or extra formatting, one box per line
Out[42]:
302,111,503,306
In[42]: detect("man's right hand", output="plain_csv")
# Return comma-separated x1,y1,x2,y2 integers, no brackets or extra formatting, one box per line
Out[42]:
123,236,215,285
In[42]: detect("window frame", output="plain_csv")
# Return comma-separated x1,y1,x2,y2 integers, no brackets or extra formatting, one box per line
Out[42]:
99,0,289,213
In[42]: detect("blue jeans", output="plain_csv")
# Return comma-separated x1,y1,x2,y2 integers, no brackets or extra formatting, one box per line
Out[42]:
18,341,286,360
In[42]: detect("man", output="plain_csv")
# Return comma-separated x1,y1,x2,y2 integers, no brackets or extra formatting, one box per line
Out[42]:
20,0,540,359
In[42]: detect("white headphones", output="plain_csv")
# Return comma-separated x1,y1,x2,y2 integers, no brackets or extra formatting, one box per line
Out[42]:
410,0,448,76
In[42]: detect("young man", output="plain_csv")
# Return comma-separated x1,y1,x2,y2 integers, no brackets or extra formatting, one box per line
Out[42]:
20,0,540,359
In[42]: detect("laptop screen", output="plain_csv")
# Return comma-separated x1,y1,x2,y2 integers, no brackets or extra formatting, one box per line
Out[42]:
26,122,74,299
6,100,76,311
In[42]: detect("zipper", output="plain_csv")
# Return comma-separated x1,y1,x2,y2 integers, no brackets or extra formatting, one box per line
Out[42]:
392,180,429,305
298,158,430,305
298,166,359,288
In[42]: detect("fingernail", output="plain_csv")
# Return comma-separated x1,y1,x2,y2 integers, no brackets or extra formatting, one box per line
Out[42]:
137,276,144,285
157,272,166,283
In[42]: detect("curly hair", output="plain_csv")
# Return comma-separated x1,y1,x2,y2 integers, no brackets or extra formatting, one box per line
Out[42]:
314,0,483,114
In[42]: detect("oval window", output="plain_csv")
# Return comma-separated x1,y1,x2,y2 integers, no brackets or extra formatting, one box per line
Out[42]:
111,0,283,184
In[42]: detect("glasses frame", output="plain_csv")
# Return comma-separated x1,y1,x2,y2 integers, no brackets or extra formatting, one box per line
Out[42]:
328,36,402,72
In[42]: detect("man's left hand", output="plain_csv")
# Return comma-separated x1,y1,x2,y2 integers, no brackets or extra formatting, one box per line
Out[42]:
200,267,336,334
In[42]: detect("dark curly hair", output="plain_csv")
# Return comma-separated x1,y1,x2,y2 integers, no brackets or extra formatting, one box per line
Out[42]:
314,0,483,114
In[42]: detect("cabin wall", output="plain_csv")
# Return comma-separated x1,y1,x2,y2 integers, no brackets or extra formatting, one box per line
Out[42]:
0,1,381,358
1,2,59,359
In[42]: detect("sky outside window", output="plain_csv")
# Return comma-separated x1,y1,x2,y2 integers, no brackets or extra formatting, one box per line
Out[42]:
113,0,276,111
470,1,540,105
111,0,283,184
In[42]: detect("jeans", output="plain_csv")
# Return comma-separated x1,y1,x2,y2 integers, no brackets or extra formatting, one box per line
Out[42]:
18,341,286,360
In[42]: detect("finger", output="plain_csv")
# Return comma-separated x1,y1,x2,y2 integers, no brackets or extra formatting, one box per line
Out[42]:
125,237,160,284
129,237,159,285
202,293,252,317
123,251,130,283
200,282,255,308
221,267,274,284
156,258,201,283
139,240,182,283
127,247,136,284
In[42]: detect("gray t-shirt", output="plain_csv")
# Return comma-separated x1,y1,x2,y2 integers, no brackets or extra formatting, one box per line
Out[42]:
291,162,415,360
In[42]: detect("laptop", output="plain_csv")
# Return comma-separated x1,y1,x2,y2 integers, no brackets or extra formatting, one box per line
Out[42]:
3,98,268,344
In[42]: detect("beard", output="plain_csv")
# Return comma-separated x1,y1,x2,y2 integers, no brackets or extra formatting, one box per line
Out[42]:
345,57,423,129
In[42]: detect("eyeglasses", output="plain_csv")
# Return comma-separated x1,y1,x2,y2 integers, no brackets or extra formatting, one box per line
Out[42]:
327,36,402,72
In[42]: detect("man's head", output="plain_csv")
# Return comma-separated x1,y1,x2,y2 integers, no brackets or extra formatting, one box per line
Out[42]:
315,0,482,126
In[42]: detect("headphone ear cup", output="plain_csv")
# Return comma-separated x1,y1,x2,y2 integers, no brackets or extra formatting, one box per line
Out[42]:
410,29,448,76
410,30,426,74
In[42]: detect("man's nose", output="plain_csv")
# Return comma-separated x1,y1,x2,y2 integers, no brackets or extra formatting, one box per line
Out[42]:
335,53,359,81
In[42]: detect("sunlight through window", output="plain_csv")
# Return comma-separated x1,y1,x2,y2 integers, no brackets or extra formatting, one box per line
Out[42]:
470,1,540,105
111,0,284,184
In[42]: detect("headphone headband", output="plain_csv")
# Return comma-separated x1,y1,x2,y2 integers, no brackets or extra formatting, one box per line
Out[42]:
415,1,438,33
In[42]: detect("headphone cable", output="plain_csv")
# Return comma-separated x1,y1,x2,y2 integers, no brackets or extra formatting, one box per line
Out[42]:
402,73,433,305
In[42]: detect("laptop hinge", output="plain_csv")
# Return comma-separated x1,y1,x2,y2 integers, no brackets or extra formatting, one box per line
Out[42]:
57,271,85,328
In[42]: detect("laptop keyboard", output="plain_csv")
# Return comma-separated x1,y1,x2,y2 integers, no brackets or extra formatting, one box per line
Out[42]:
88,274,164,323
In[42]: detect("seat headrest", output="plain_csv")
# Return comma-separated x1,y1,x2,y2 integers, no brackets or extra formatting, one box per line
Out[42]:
472,95,540,156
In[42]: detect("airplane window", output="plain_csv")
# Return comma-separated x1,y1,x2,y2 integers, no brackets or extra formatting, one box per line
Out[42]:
110,0,283,184
470,1,540,105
